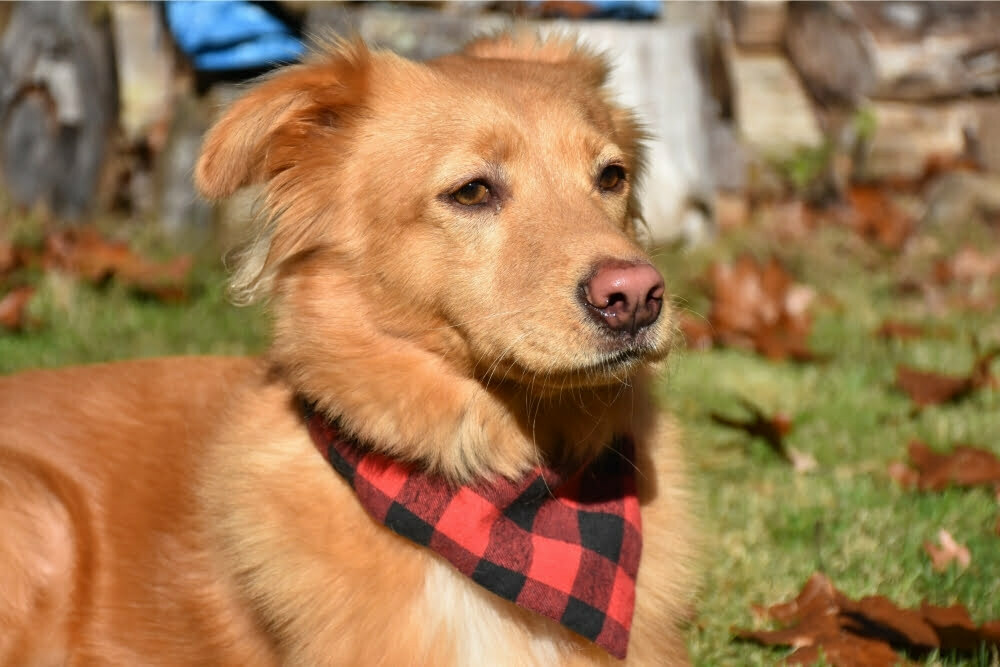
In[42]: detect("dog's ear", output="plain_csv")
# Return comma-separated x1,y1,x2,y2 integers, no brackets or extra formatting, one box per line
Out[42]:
195,41,370,200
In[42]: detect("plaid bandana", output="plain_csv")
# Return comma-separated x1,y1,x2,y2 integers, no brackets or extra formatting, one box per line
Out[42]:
303,406,642,659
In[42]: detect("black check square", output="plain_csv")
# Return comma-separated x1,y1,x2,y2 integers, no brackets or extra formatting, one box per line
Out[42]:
471,559,527,602
578,511,625,562
503,477,549,531
384,502,435,546
561,596,606,641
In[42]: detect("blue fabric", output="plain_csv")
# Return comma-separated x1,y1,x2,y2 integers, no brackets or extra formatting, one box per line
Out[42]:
529,0,661,19
588,0,660,19
164,1,303,71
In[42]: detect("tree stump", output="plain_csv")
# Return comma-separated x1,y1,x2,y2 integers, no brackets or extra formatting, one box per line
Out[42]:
0,1,117,221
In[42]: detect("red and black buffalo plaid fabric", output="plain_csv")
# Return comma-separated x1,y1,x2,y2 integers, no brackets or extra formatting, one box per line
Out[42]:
303,406,642,659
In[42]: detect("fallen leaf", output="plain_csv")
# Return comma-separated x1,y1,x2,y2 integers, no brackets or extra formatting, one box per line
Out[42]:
923,529,971,572
0,286,36,331
0,239,15,276
896,348,998,407
42,227,192,302
934,247,1000,285
706,256,819,361
733,572,1000,664
710,399,799,466
844,185,914,251
904,441,1000,491
875,320,924,341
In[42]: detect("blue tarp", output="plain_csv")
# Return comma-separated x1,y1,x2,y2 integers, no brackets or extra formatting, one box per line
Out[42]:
164,1,304,72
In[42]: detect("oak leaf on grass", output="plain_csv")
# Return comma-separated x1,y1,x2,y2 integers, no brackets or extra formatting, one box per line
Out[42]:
0,286,36,332
733,572,1000,665
701,255,820,361
895,347,998,407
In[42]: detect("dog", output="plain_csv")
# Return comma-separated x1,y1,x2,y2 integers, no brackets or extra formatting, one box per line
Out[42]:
0,33,695,665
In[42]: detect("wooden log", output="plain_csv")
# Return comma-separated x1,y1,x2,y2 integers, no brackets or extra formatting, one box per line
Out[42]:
726,0,788,50
0,1,117,221
787,1,1000,104
724,47,824,159
859,100,1000,182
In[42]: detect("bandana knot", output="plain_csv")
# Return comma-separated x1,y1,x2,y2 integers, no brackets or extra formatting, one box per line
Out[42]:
304,406,642,659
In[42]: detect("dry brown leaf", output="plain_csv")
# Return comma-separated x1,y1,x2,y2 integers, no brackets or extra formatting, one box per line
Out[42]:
0,239,15,276
734,572,1000,663
905,441,1000,491
923,529,971,572
844,185,914,251
0,286,36,332
934,247,1000,285
874,320,923,341
896,348,998,407
710,399,798,466
42,227,191,302
706,256,819,361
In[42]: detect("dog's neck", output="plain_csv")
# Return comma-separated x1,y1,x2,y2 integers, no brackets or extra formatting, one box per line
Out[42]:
278,350,656,484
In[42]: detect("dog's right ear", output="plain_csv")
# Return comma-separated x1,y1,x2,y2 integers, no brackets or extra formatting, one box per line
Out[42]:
195,41,370,200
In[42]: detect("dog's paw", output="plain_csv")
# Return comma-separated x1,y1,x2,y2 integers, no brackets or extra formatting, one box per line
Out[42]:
445,388,535,483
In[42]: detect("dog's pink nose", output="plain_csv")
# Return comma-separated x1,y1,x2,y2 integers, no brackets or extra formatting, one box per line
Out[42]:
581,260,665,334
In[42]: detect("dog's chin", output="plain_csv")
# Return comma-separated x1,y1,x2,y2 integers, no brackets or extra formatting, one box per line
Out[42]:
484,340,670,393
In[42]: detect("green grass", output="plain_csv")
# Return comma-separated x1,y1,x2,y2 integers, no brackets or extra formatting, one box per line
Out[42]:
0,247,268,373
654,219,1000,666
2,216,998,666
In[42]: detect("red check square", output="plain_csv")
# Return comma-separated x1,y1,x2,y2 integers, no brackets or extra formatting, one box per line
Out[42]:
528,534,581,594
606,566,636,628
356,453,408,498
434,487,500,557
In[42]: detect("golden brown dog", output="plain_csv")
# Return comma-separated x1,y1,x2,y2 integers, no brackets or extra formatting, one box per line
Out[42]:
0,34,695,665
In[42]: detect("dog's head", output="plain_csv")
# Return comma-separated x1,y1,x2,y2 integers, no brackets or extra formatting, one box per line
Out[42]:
197,34,672,395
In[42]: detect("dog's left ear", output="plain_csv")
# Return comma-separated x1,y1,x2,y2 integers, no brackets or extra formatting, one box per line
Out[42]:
195,41,370,200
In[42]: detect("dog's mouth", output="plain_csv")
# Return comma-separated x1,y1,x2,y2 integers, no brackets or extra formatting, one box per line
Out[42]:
478,334,669,392
571,341,664,377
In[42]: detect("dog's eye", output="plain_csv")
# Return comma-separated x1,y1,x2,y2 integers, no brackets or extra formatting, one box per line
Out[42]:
452,181,491,206
598,165,626,191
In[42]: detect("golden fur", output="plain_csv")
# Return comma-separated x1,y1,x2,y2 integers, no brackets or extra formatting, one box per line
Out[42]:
0,34,695,665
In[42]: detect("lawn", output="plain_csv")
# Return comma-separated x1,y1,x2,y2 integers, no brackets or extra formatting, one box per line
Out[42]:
2,210,998,666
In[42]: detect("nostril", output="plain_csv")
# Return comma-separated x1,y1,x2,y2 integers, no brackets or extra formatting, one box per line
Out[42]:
606,291,628,308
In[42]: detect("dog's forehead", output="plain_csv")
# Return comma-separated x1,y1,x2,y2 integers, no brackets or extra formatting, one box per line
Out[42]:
361,54,616,156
